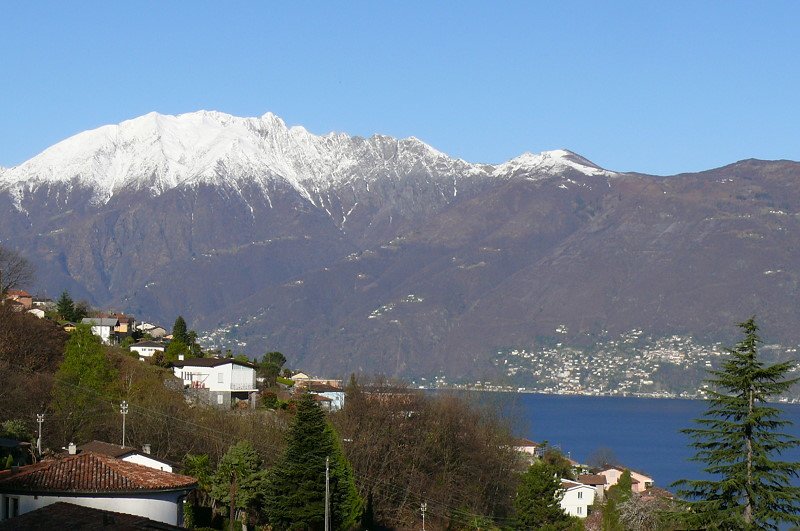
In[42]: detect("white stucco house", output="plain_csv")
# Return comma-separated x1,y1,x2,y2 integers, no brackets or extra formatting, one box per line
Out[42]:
80,317,119,345
0,452,196,526
129,341,167,360
559,479,596,518
172,358,258,408
598,465,654,493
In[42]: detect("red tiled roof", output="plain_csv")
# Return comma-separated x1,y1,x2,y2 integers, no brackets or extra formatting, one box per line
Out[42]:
79,440,138,459
0,502,186,530
0,452,196,494
5,289,31,298
577,474,607,485
513,438,540,447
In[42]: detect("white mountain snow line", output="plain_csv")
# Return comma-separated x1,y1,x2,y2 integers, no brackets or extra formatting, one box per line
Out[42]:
0,110,617,207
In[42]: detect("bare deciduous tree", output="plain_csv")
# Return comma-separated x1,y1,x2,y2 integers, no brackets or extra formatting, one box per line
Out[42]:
0,245,35,295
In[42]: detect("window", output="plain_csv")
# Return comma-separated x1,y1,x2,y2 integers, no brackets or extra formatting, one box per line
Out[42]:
577,491,582,499
577,506,582,515
2,496,19,520
218,372,224,383
217,394,223,405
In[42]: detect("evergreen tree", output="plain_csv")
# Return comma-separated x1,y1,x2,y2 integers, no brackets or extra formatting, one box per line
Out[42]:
673,318,800,530
210,442,267,529
56,290,76,321
265,393,362,530
51,324,118,442
514,461,574,530
172,315,188,344
601,470,632,531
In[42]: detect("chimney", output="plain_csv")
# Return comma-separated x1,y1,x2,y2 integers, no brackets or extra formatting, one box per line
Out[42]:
68,442,77,455
142,444,151,455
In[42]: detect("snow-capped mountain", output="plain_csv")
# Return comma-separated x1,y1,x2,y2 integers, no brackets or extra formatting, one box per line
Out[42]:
4,110,798,382
0,110,612,207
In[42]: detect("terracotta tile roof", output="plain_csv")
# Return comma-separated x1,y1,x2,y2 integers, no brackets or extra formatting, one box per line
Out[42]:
577,474,607,485
0,502,186,530
79,440,138,458
5,289,31,297
0,452,196,494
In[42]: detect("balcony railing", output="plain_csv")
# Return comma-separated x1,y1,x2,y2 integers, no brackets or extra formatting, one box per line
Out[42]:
230,382,258,391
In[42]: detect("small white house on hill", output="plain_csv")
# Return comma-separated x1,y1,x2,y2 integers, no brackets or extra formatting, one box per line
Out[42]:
130,341,166,360
172,358,258,408
560,479,596,518
80,317,119,345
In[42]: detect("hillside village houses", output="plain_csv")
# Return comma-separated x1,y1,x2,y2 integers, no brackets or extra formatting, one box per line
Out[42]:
510,441,658,519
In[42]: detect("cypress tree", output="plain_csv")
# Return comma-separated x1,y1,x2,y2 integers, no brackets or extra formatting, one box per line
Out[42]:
265,393,362,530
56,290,76,322
172,315,188,344
674,318,800,530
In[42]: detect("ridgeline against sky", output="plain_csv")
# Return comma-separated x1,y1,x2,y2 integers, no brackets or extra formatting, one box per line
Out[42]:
1,2,798,175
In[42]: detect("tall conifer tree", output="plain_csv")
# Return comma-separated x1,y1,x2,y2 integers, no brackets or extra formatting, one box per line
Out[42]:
674,318,800,529
265,393,362,530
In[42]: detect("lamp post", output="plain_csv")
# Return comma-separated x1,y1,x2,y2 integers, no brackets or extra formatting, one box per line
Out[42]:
120,401,128,447
421,501,427,531
36,413,44,455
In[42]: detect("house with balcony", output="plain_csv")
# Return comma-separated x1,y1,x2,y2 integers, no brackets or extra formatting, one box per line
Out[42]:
172,358,258,408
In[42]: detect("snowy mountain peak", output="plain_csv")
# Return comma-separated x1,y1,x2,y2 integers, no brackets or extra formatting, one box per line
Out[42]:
493,149,612,178
0,111,613,205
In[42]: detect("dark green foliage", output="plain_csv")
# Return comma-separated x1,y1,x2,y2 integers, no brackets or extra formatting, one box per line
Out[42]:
56,290,76,322
514,461,573,530
601,470,632,531
172,316,188,344
266,393,362,530
164,339,188,362
542,446,575,480
259,351,287,387
210,441,267,527
0,419,31,442
51,324,118,441
674,318,800,530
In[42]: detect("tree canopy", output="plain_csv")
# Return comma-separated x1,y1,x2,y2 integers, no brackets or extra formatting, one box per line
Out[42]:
266,393,361,530
51,324,118,442
674,318,800,530
514,461,574,530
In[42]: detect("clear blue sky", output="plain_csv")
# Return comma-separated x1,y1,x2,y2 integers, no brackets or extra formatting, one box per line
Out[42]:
1,1,798,175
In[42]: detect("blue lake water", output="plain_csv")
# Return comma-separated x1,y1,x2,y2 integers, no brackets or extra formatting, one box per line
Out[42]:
477,393,800,491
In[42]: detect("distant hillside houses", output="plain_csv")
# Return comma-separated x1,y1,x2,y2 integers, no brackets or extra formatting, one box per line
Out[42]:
510,441,662,520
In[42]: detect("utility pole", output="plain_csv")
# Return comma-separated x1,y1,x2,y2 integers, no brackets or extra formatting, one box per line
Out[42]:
229,470,237,531
325,456,330,531
36,413,44,455
120,401,128,448
421,501,427,531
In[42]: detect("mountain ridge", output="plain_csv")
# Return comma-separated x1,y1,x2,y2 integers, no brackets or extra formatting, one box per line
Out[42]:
1,112,799,380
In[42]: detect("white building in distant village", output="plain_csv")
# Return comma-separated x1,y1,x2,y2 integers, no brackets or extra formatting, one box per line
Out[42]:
172,358,258,408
